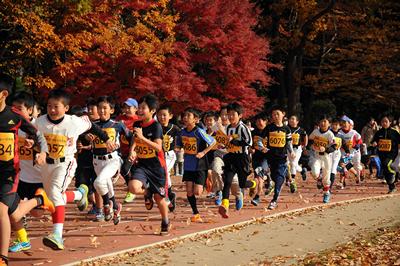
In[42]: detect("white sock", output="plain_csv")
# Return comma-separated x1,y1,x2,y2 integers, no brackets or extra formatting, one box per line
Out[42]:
73,190,83,201
53,223,63,238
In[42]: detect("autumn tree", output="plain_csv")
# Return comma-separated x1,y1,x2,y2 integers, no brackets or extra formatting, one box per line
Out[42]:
140,0,272,115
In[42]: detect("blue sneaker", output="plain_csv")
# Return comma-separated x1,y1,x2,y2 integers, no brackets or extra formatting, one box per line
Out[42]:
323,192,331,203
215,191,222,206
9,240,31,252
43,233,64,250
235,191,243,211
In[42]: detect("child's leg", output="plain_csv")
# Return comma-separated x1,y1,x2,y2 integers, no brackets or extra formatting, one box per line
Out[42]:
211,157,224,192
186,181,198,214
0,202,11,260
322,154,332,193
154,194,168,222
93,158,121,207
270,161,287,202
42,161,77,250
128,179,146,195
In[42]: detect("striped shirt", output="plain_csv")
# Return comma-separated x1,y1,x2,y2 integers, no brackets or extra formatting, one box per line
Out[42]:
226,121,252,154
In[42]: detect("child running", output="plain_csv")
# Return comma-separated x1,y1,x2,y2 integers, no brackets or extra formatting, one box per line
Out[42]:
157,104,181,212
127,94,170,234
371,115,400,193
219,102,255,218
92,96,132,224
263,106,295,210
308,115,336,203
250,112,270,206
35,89,116,250
0,74,54,265
288,115,308,187
8,93,46,253
116,98,139,203
339,116,363,183
176,108,216,222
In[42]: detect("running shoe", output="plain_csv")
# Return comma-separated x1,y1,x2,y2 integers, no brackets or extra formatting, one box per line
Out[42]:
43,233,64,250
267,200,277,210
323,191,331,203
113,202,122,225
214,191,222,206
191,214,203,223
124,192,136,203
77,184,89,211
235,191,243,211
9,240,31,252
104,204,113,222
290,181,297,193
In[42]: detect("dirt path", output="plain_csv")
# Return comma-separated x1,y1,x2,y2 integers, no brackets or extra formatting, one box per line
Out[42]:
92,195,400,266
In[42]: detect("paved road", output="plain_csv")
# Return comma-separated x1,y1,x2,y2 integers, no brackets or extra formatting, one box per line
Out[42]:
9,175,397,265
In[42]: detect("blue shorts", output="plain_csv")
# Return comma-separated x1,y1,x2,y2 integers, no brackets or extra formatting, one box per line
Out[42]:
131,165,166,197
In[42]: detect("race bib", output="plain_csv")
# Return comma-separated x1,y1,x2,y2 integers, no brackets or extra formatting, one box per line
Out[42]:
45,134,67,159
378,139,391,152
93,128,116,149
313,136,328,150
215,130,229,146
292,133,300,146
0,132,14,161
268,131,286,148
134,138,156,159
182,136,197,155
163,134,172,151
335,137,342,150
346,140,353,150
18,137,33,160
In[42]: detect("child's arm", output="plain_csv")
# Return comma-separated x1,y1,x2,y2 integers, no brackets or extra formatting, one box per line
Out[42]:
196,140,217,159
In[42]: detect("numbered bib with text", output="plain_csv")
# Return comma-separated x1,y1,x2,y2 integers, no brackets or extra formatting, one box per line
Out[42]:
18,137,33,160
313,136,329,150
378,139,391,152
335,137,342,150
0,132,14,161
215,130,229,146
94,128,116,149
163,135,172,151
134,138,156,159
45,134,67,159
292,133,300,146
268,131,286,148
182,136,198,155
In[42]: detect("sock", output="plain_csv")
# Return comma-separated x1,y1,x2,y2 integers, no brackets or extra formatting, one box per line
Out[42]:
53,223,63,238
187,195,199,214
253,194,259,200
110,196,117,210
52,206,65,224
64,191,82,203
330,173,335,189
102,194,110,206
16,228,29,242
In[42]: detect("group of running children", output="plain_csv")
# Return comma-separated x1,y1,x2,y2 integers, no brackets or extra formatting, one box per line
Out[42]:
1,73,399,265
